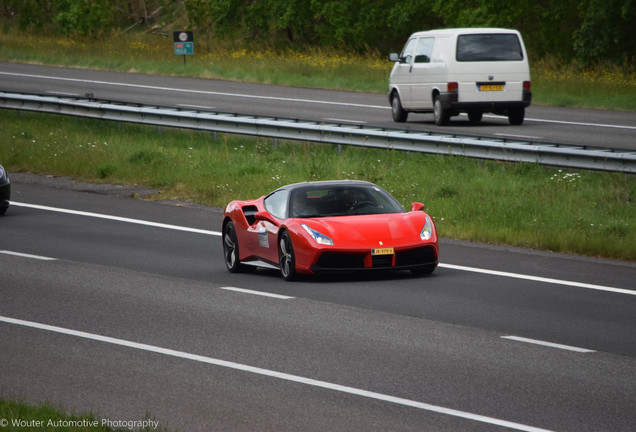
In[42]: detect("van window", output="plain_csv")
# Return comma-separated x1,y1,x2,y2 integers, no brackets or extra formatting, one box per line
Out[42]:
456,34,523,62
400,38,417,63
414,37,434,63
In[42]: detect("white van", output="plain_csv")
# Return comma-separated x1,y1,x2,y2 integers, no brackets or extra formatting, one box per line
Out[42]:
388,28,531,125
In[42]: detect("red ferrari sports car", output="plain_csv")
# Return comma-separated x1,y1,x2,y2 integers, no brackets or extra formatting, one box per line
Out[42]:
222,180,438,280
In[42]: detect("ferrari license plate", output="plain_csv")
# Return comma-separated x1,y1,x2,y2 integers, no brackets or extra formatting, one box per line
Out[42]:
371,247,394,256
479,84,504,91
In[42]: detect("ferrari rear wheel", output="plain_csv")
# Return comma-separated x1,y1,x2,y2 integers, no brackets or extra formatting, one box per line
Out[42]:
278,231,297,281
223,221,245,273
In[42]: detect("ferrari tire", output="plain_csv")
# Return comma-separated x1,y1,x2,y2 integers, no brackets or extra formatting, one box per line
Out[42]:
278,231,297,281
223,221,248,273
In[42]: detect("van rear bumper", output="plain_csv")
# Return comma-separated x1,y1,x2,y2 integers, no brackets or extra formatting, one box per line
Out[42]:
439,91,531,112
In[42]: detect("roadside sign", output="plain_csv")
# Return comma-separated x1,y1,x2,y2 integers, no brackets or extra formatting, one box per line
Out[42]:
173,31,194,63
174,42,193,55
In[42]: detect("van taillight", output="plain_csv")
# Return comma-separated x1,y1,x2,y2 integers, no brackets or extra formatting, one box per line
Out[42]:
523,81,531,91
447,82,458,92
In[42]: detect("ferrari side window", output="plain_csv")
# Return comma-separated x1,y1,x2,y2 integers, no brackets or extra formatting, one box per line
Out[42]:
264,189,289,219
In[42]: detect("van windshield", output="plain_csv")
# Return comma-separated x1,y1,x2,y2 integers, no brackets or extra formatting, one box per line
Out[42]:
456,34,523,62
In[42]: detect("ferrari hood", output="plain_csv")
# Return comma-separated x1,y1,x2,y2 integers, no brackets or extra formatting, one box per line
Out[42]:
305,213,427,244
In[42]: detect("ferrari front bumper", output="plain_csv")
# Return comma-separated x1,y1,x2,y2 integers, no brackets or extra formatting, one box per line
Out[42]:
309,245,438,273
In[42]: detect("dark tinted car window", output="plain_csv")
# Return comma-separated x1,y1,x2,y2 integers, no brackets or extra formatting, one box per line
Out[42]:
456,34,523,61
293,184,405,217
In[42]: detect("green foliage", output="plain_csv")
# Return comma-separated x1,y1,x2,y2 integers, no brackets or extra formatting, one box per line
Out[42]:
53,0,115,36
3,0,56,33
573,0,636,64
2,0,634,63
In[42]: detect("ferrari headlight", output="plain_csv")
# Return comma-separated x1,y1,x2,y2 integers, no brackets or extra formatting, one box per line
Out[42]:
302,224,334,245
420,216,434,241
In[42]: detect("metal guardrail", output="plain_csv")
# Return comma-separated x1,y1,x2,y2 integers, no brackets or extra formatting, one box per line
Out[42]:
2,91,635,173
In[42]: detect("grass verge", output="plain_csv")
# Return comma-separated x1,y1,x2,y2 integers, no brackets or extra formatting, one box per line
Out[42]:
1,110,634,261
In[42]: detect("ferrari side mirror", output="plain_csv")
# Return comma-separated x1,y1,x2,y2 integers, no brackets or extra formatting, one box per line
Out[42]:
254,210,279,226
410,202,425,212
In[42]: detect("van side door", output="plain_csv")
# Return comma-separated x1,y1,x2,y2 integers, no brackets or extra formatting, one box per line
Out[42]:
390,37,417,108
409,37,436,108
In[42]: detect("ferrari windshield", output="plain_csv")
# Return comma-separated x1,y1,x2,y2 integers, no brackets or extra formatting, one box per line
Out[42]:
289,184,405,218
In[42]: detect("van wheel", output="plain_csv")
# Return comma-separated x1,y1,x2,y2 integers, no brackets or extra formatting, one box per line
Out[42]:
391,93,408,123
508,107,525,125
468,111,482,123
433,96,450,126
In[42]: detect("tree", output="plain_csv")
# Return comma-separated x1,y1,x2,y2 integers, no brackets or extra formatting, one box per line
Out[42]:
574,0,636,64
53,0,117,36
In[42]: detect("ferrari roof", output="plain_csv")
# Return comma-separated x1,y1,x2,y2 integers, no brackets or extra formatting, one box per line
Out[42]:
274,180,376,192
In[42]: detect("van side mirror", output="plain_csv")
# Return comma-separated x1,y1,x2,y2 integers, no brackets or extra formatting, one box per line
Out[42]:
410,202,425,212
389,53,400,62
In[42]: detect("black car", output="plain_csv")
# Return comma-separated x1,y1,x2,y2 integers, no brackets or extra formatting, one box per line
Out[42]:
0,164,10,215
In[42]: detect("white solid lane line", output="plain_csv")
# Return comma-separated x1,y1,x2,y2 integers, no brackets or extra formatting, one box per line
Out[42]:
11,201,633,296
4,71,636,130
0,71,388,110
0,250,57,260
438,263,635,296
0,315,555,432
220,286,294,299
501,336,596,353
10,202,221,236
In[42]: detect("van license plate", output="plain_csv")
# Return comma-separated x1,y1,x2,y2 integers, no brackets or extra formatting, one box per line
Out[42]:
372,247,394,256
479,84,504,91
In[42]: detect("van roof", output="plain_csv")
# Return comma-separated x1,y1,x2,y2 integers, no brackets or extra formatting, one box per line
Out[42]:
410,28,521,38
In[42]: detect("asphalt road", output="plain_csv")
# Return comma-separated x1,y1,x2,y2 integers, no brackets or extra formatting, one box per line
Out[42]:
1,61,636,150
1,174,635,432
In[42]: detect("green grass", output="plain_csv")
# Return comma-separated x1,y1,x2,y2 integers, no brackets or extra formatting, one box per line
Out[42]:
0,399,165,431
2,110,634,261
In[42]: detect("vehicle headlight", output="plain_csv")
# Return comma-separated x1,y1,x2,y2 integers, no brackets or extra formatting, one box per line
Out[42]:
420,216,434,241
0,165,5,180
302,224,334,245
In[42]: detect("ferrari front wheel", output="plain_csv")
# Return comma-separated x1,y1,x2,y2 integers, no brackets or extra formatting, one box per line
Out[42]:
278,231,297,281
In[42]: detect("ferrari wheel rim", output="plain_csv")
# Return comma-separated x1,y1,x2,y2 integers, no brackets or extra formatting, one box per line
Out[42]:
223,224,237,269
279,234,294,279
